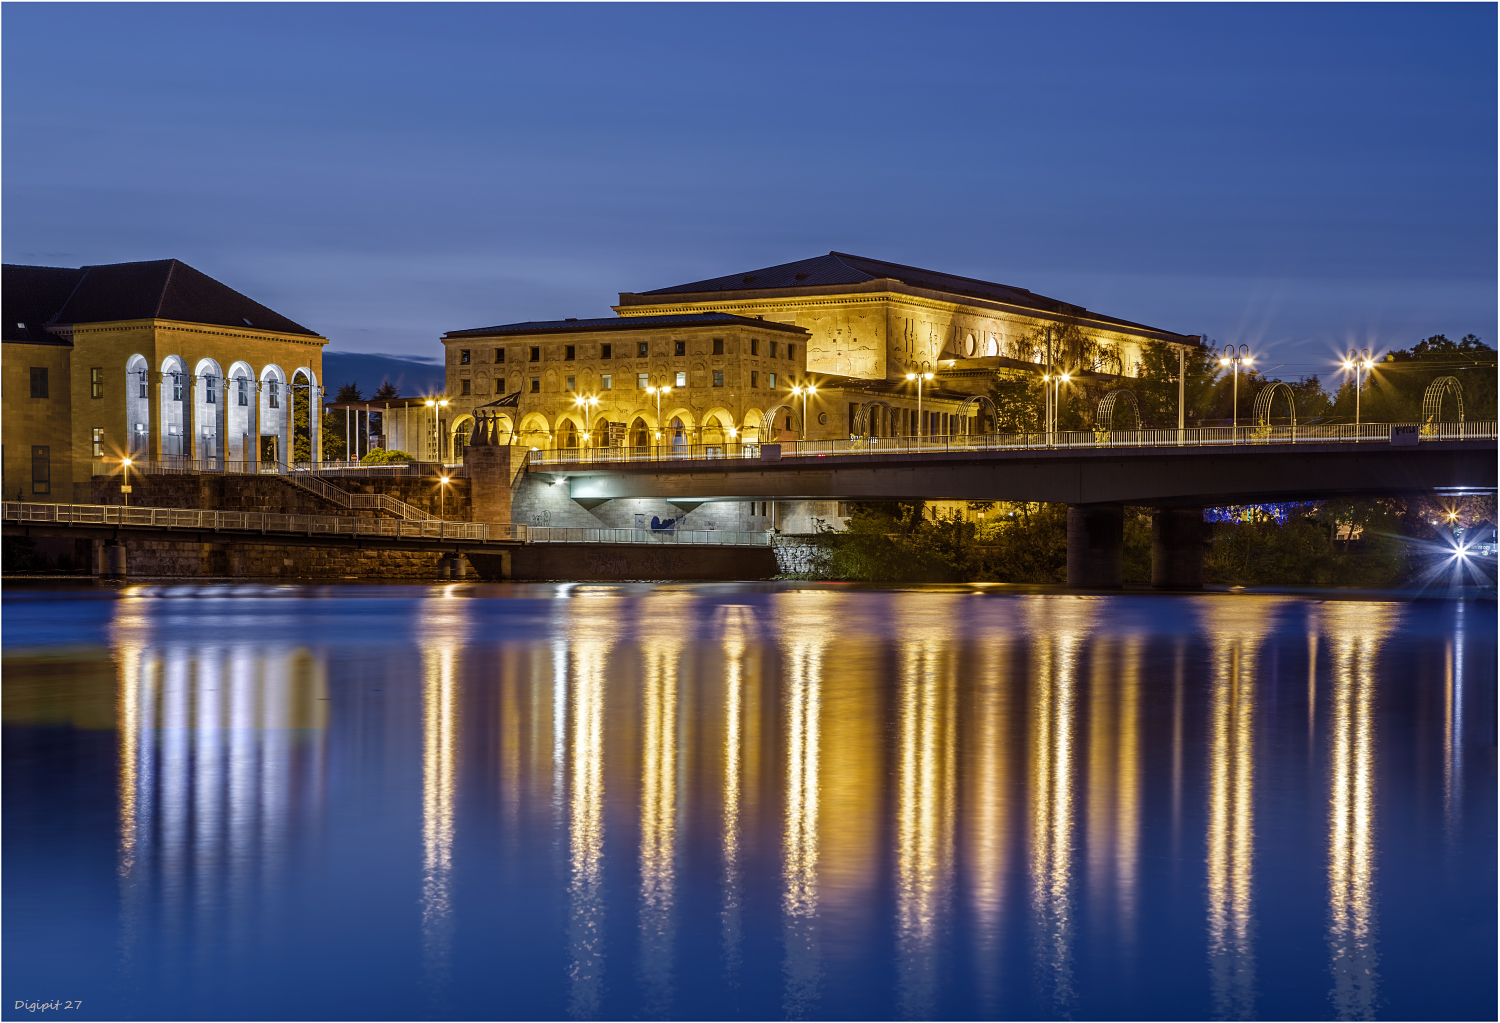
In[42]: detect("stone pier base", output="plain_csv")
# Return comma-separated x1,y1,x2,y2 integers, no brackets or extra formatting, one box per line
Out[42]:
1066,502,1124,589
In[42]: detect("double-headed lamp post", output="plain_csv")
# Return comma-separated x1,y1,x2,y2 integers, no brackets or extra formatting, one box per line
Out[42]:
1342,348,1375,426
1220,344,1252,430
1039,370,1071,439
645,383,671,447
424,397,449,461
573,394,601,448
790,382,817,441
906,367,934,440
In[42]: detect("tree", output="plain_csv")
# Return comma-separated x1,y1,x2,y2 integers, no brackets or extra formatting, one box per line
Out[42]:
374,379,401,399
1331,333,1497,424
335,382,362,402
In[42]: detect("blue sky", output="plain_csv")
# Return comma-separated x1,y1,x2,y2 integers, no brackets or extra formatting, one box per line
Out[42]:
4,3,1494,378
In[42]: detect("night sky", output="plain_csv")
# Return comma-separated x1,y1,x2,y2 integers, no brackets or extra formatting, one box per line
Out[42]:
4,3,1494,378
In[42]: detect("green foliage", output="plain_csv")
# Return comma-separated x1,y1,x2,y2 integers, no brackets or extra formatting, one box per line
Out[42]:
989,374,1042,432
373,380,401,400
292,376,311,462
360,447,412,465
1330,333,1496,424
335,382,363,402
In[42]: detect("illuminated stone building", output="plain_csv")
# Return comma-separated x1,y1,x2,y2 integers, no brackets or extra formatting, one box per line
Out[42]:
2,260,327,501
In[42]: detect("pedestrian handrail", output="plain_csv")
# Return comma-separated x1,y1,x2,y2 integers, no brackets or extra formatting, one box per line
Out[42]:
527,420,1498,467
525,526,771,546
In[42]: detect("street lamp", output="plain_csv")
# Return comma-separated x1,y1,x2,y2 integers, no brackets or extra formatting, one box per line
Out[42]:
120,457,133,507
906,366,935,441
573,394,600,450
645,384,671,448
1220,345,1253,431
789,382,817,441
1341,348,1375,426
438,473,450,521
424,397,449,461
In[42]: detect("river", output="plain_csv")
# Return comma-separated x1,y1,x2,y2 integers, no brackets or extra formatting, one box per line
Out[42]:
2,583,1493,1020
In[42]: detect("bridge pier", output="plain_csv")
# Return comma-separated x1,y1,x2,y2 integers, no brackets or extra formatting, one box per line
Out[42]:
1151,507,1204,590
102,540,128,581
1066,503,1123,589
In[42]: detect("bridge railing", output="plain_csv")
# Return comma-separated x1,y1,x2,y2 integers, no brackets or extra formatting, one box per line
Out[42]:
527,421,1497,466
3,502,517,543
526,526,770,546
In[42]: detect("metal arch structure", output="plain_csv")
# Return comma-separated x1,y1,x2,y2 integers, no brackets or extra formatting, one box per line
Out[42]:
1096,389,1141,431
852,399,894,436
955,395,996,435
1252,381,1297,428
1422,376,1465,425
762,404,800,440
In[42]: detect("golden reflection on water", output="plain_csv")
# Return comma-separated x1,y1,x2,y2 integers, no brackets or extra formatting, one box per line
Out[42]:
781,613,824,1019
1322,603,1396,1021
1087,635,1142,957
419,599,466,1005
565,614,612,1020
895,631,957,1019
638,634,681,1016
965,632,1011,1015
1204,607,1273,1021
717,606,755,985
1028,600,1090,1015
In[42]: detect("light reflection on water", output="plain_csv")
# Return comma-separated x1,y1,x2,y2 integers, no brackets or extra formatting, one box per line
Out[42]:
2,585,1494,1021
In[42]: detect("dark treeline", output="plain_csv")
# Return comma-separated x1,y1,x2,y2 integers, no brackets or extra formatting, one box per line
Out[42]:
990,330,1496,431
801,495,1496,587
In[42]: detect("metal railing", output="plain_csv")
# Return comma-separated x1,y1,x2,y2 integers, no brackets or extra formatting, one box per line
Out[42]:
527,421,1498,467
526,526,770,546
5,503,773,548
4,501,518,543
93,458,431,521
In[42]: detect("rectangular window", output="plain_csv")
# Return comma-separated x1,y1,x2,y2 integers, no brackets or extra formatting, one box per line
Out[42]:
268,380,279,408
751,371,758,388
92,428,104,457
637,373,649,389
675,371,686,387
564,345,576,361
461,379,471,396
529,346,540,362
172,372,183,402
788,344,796,361
601,374,613,390
713,338,724,355
566,375,576,392
837,501,851,517
460,349,471,365
29,368,47,399
713,370,724,387
674,340,686,356
600,343,612,360
751,339,759,356
768,372,777,389
495,348,505,363
206,376,217,403
530,376,540,393
139,370,148,399
770,341,779,359
90,367,103,399
30,446,49,495
238,378,249,406
637,342,649,357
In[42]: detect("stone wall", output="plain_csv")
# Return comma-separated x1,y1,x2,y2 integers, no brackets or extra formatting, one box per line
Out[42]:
470,542,777,581
95,539,445,580
89,472,472,521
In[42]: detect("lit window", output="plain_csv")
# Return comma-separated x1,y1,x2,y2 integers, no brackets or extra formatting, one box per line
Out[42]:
675,371,686,387
90,367,103,399
712,370,724,387
206,376,217,403
768,373,777,388
637,342,648,357
92,428,104,457
566,376,575,392
637,373,649,388
238,378,249,406
601,374,612,390
460,349,471,365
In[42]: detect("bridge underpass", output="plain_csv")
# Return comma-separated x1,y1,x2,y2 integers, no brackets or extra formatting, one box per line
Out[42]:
540,436,1498,588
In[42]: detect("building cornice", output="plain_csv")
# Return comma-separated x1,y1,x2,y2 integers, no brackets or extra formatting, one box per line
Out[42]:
65,318,329,347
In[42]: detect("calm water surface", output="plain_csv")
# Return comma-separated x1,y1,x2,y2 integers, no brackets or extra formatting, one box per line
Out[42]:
3,584,1494,1021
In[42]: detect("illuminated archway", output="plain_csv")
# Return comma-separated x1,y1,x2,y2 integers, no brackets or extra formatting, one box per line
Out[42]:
1097,389,1141,432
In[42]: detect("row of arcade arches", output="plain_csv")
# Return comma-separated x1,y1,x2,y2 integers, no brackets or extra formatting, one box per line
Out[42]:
123,354,320,465
448,405,802,453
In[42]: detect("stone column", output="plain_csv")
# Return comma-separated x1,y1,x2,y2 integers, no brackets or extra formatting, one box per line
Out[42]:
1151,506,1205,590
1066,502,1124,589
150,372,163,462
465,440,516,525
183,373,196,466
254,380,264,469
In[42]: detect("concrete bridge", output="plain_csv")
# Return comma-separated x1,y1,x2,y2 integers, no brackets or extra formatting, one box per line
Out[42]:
526,423,1498,588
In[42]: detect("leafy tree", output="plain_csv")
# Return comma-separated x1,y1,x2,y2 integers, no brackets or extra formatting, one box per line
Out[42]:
361,447,412,465
1330,333,1496,424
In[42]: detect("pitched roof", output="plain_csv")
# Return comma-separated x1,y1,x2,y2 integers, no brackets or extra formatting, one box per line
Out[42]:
1,259,320,337
2,264,86,345
627,251,1198,342
444,311,807,339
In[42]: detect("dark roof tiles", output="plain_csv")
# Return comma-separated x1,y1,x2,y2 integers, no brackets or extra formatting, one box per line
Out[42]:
444,311,808,339
2,259,320,338
2,264,86,345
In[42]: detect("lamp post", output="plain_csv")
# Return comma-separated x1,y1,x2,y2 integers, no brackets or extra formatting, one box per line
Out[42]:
438,473,450,521
1342,348,1374,426
790,382,817,441
1220,344,1253,432
645,384,671,450
424,398,449,462
120,457,132,507
574,394,600,451
906,365,934,442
